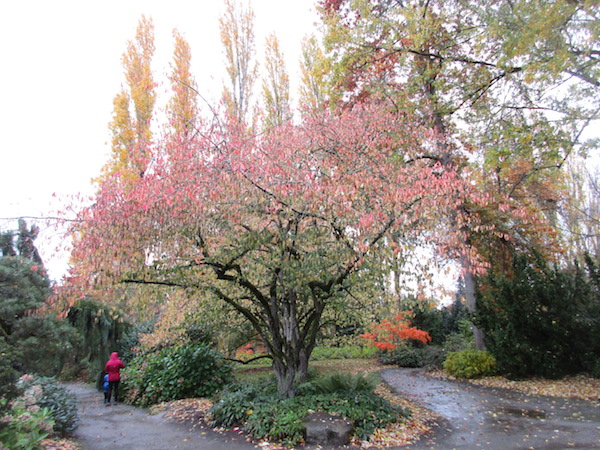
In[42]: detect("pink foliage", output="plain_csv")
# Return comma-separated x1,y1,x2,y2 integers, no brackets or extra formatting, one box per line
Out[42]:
63,98,518,303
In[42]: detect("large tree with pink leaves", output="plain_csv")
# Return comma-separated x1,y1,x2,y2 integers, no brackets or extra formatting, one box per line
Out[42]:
69,97,495,396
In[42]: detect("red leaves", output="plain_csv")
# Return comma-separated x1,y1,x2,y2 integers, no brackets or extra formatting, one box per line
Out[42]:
361,311,432,349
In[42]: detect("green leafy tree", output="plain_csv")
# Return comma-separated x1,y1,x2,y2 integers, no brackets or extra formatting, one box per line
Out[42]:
0,256,50,337
318,0,600,348
0,220,80,379
10,315,80,377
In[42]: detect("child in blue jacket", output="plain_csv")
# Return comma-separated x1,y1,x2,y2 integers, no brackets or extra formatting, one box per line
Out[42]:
103,373,110,405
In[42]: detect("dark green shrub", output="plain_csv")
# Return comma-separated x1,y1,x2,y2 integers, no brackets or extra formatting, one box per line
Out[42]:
377,345,446,369
210,382,261,426
406,301,447,344
0,337,20,413
441,296,471,340
419,345,447,369
18,375,79,436
475,252,600,379
591,359,600,378
377,346,423,367
442,325,475,353
245,401,306,445
123,343,232,407
443,349,497,379
396,296,470,345
10,316,81,378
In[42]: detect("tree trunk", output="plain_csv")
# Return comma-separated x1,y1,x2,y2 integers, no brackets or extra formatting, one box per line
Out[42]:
462,263,486,351
297,348,309,383
272,358,297,398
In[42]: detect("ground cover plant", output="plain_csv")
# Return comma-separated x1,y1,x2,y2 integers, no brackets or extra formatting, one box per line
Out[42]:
210,369,410,446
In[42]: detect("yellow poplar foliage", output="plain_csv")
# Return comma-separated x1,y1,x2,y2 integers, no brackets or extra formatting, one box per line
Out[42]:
261,33,291,129
298,35,330,113
98,15,156,185
168,29,198,137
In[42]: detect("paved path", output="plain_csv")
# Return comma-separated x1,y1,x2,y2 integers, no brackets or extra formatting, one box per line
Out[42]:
380,368,600,449
65,370,600,450
64,383,257,450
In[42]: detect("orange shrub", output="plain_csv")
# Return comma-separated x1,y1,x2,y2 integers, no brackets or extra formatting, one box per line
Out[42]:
360,311,431,350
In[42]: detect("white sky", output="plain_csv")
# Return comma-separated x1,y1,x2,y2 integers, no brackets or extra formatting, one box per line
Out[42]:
0,0,319,280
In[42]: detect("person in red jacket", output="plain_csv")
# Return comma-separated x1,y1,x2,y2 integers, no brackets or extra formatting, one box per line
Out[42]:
104,352,125,406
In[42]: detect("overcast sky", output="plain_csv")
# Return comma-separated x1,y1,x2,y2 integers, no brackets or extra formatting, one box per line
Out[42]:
0,0,319,280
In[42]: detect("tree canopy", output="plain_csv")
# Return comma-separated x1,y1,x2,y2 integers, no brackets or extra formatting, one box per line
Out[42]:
63,0,599,395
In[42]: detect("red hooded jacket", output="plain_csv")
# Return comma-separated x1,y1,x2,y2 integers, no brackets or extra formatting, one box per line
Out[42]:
104,352,125,382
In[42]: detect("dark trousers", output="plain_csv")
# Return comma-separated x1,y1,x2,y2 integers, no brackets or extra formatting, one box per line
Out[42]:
104,392,110,403
108,380,120,402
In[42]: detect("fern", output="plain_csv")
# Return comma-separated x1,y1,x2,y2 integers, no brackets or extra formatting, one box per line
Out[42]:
301,372,378,395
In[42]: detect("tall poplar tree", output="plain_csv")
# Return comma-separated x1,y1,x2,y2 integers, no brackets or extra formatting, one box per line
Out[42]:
298,35,330,113
99,15,156,184
167,29,198,138
219,0,257,124
261,33,291,129
561,158,600,260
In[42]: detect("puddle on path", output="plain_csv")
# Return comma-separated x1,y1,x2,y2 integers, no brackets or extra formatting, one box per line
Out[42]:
498,407,547,419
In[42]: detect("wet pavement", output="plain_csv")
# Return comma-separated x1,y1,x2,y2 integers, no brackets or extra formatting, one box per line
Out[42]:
64,383,257,449
380,368,600,449
64,369,600,449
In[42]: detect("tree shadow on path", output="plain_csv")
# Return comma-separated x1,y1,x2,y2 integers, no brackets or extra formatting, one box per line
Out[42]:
381,368,600,449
